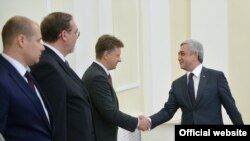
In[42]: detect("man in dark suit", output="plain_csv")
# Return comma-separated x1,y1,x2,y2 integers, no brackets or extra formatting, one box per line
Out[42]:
0,16,54,141
31,12,95,141
145,39,244,128
82,34,150,141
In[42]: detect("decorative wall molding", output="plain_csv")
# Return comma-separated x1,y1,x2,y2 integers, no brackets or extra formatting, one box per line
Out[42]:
116,82,140,93
113,0,141,93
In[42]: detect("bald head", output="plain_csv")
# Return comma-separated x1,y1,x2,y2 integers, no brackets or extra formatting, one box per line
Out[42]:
2,16,37,48
1,16,44,67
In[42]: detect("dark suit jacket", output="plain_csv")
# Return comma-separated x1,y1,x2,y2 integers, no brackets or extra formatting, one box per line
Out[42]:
82,62,138,141
0,55,54,141
31,47,95,141
150,67,244,127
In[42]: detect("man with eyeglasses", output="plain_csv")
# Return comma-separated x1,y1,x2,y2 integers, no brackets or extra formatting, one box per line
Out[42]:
31,12,96,141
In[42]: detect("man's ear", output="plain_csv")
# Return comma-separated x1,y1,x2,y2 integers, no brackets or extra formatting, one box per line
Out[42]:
59,30,67,41
17,34,26,48
103,50,110,59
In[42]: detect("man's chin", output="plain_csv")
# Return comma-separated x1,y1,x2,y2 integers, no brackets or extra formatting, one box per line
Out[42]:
30,59,39,66
109,66,116,71
179,65,184,69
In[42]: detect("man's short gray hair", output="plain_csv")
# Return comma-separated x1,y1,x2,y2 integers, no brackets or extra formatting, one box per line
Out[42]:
180,39,204,63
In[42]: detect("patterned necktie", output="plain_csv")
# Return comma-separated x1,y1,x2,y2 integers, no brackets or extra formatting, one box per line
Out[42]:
188,73,195,105
25,71,36,93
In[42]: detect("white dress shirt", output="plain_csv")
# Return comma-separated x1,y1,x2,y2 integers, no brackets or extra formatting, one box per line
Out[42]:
187,64,203,99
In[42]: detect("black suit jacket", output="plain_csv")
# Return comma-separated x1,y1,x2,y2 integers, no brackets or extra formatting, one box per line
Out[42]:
82,62,138,141
31,47,95,141
150,67,244,127
0,55,54,141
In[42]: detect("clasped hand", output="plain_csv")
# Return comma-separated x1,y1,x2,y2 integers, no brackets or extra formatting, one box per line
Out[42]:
137,115,151,131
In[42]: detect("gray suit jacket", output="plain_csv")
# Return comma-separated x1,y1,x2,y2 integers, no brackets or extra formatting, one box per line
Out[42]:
82,62,138,141
150,67,243,127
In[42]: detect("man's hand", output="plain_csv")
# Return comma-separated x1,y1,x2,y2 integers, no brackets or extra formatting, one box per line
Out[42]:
137,115,151,131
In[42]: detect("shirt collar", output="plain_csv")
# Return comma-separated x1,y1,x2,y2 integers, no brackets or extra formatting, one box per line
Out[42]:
94,60,109,75
187,64,203,78
1,53,29,77
44,42,66,62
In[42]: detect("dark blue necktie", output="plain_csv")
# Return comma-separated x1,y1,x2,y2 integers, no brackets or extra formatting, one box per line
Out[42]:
25,71,50,123
188,73,195,105
25,71,36,93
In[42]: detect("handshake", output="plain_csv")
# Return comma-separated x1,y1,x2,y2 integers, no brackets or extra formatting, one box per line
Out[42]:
137,115,151,131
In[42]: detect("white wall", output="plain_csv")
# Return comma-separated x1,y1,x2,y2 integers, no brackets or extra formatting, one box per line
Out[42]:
68,0,113,76
191,0,231,124
141,0,172,116
141,0,175,141
0,0,48,52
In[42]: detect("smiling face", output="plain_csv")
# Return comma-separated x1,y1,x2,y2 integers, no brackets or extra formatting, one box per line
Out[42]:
105,47,122,70
178,44,198,72
95,34,124,70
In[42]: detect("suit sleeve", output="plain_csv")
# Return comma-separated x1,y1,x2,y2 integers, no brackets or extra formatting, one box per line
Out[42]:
217,72,244,124
150,83,179,129
89,75,138,132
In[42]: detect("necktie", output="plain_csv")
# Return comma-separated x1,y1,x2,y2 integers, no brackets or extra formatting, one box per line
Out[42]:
188,73,195,105
25,71,36,93
25,71,50,123
108,74,112,85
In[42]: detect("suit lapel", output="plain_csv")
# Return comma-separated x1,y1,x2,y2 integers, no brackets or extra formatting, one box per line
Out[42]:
92,62,119,107
0,55,51,129
195,67,208,106
10,71,52,129
44,46,91,108
33,79,54,130
180,75,193,107
45,47,83,88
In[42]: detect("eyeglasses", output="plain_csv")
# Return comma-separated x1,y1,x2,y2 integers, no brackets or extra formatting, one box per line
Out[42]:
65,29,80,39
75,30,80,38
